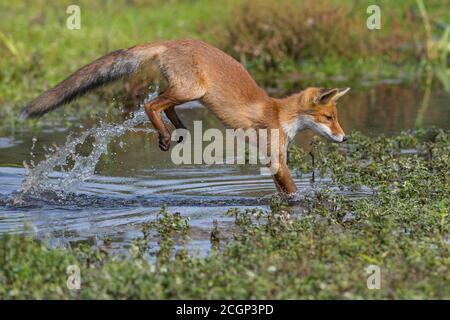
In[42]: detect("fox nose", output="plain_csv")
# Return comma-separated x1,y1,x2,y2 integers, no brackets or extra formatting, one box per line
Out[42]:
342,136,348,142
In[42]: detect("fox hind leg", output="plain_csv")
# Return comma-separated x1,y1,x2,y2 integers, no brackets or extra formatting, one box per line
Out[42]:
164,106,187,143
144,96,177,151
144,86,198,151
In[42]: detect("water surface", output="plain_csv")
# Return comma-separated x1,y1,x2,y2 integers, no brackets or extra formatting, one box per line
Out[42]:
0,83,448,255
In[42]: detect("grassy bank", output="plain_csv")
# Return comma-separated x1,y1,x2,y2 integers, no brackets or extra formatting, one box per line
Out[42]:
1,1,448,122
1,129,448,299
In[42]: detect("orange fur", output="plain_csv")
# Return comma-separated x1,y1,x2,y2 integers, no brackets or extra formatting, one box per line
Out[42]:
22,39,350,195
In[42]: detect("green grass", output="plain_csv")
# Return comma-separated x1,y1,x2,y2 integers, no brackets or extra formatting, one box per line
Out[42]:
0,0,228,104
215,0,449,86
0,0,448,117
1,129,448,299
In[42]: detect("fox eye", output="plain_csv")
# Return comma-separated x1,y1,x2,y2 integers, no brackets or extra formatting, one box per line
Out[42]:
326,115,333,121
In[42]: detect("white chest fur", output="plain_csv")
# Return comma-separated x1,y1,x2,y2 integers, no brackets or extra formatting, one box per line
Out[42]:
282,115,313,142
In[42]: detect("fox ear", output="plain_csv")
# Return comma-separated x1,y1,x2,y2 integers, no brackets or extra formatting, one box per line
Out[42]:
314,87,350,104
332,87,350,102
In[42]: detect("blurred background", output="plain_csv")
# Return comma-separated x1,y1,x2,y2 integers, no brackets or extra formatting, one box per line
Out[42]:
0,0,449,130
1,0,449,167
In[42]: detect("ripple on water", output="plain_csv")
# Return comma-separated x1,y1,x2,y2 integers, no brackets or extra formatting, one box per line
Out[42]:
0,101,372,256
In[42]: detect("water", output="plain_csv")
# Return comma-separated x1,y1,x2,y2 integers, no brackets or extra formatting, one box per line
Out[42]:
0,83,448,255
14,108,155,204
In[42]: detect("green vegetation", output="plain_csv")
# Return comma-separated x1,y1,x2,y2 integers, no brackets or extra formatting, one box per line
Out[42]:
1,129,448,299
0,0,449,127
0,0,229,129
1,0,448,300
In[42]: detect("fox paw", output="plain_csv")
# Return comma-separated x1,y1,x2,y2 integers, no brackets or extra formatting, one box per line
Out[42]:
158,134,171,151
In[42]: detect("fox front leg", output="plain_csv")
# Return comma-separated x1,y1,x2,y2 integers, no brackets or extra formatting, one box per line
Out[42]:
264,134,297,195
273,164,297,195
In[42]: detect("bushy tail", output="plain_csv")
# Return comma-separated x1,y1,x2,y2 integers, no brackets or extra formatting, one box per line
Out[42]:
20,47,146,119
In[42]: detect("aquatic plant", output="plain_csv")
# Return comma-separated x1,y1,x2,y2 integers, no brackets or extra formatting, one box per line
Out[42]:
1,129,448,299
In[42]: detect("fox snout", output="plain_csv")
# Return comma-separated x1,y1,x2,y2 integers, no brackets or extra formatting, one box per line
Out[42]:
331,133,348,143
327,132,347,143
328,121,347,143
315,122,347,143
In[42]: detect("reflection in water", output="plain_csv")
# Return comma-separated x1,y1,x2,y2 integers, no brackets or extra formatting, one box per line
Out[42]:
336,83,449,135
0,83,448,254
415,66,433,128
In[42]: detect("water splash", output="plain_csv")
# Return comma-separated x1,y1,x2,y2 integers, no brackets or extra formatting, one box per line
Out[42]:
14,97,157,204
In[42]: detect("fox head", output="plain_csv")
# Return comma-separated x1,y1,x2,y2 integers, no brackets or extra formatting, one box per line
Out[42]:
281,87,350,143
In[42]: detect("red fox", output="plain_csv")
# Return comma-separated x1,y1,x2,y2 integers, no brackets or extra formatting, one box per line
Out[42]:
21,39,349,195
